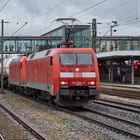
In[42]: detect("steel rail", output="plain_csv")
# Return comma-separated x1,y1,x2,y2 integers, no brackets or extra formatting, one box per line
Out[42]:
83,106,140,128
0,134,4,140
94,100,140,114
61,107,140,139
101,91,140,100
4,89,140,139
0,102,49,140
98,99,140,110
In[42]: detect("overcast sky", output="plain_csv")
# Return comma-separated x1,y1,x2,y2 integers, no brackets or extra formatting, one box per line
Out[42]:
0,0,140,36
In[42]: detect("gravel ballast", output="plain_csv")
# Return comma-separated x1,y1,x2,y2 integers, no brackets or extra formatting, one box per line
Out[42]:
0,92,137,140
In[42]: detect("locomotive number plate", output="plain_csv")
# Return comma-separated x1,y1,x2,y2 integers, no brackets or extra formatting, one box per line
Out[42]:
74,72,82,77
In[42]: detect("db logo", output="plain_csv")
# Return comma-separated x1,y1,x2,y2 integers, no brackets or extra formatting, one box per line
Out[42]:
74,72,82,77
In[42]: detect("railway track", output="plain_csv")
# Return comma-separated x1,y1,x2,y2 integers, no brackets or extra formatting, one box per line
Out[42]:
101,91,140,99
94,100,140,114
0,134,4,140
0,102,49,140
62,107,140,139
97,99,140,111
3,89,140,139
83,106,140,127
47,101,140,139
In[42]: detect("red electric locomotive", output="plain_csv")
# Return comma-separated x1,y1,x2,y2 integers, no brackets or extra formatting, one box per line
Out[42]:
9,48,100,107
9,56,27,85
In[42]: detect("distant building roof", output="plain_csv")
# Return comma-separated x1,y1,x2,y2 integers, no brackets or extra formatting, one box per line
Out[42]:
41,25,90,36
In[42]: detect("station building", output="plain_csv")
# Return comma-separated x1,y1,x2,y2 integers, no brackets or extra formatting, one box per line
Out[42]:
96,36,140,84
1,25,140,84
42,25,91,48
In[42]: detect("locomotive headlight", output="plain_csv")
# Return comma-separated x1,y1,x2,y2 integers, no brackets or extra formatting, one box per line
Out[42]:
61,81,68,85
90,81,95,85
75,68,79,71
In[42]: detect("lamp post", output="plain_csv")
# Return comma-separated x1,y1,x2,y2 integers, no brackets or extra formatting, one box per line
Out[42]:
110,21,119,36
109,21,119,83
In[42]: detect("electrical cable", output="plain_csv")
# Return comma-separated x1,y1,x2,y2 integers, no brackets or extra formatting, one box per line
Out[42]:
70,0,107,17
97,0,132,16
11,22,28,36
0,0,10,12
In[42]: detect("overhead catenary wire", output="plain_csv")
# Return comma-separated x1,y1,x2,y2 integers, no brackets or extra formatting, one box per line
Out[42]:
96,0,135,32
32,0,136,36
97,0,140,36
27,0,67,35
2,0,140,36
0,0,10,12
33,22,57,35
96,0,132,16
39,0,67,17
11,22,28,36
70,0,107,17
101,16,140,36
121,18,140,26
7,0,67,36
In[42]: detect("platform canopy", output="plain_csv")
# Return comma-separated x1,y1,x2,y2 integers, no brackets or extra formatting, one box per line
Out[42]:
97,51,140,60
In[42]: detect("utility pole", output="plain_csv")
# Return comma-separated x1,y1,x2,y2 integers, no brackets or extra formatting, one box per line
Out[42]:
1,19,4,93
92,18,97,52
0,20,9,93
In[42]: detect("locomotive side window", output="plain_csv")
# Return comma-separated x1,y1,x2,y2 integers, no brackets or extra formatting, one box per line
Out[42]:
45,49,51,56
50,56,53,66
29,53,35,59
60,53,93,66
77,54,93,65
60,54,76,65
138,65,140,76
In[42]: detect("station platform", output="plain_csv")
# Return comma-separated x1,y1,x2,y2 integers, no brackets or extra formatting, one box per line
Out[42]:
100,82,140,99
101,82,140,89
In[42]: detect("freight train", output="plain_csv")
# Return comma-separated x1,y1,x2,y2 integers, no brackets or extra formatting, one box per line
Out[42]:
2,48,100,106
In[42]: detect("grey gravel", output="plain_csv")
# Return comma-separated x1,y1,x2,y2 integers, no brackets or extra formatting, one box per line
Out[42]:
0,107,37,140
86,101,140,136
0,92,138,140
89,102,140,123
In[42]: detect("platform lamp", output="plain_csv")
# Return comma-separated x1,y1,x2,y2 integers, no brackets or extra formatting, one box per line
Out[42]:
110,21,119,36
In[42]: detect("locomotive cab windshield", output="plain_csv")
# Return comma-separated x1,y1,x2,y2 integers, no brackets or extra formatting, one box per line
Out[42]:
59,53,93,66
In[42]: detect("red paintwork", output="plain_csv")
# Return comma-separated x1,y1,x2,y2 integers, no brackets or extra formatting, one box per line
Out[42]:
9,60,21,85
9,48,100,97
20,56,27,84
9,56,27,86
126,61,140,77
134,61,140,77
26,48,100,96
